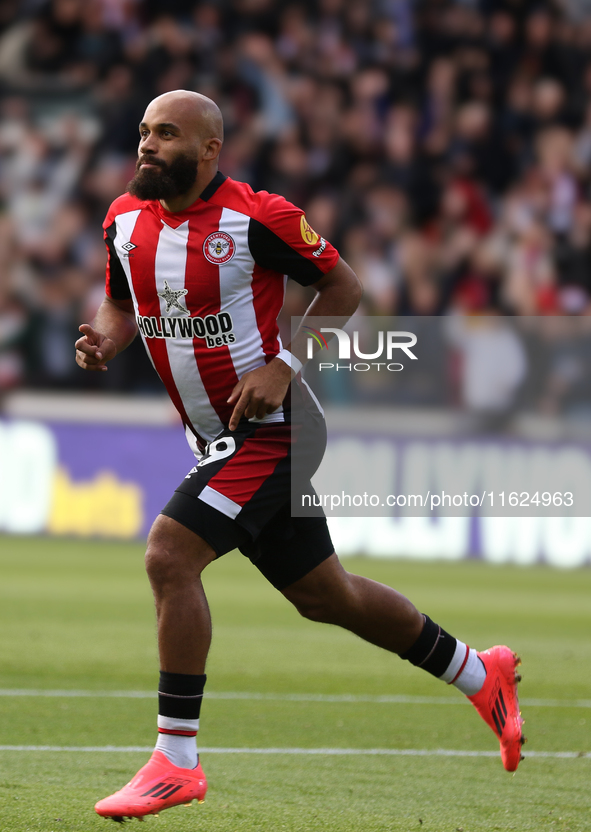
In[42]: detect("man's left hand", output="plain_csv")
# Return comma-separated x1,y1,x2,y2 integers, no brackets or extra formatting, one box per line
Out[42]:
227,358,292,431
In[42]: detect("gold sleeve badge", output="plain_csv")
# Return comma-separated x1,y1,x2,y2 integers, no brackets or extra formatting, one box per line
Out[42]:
300,215,320,246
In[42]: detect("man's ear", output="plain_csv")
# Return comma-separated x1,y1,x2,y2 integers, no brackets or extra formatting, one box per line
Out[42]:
202,137,223,161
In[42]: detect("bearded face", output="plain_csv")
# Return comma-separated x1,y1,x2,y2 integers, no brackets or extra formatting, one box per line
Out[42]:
127,152,199,201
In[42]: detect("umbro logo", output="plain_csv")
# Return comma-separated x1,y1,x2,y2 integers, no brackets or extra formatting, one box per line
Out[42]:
122,242,136,252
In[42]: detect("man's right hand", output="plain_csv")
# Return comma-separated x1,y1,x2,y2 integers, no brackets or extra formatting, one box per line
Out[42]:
75,324,118,371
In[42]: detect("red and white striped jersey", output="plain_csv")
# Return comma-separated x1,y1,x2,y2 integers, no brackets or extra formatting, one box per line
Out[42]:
103,172,339,453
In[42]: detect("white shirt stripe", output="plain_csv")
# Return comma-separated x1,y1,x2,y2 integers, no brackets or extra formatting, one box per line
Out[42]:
112,210,151,363
155,221,223,442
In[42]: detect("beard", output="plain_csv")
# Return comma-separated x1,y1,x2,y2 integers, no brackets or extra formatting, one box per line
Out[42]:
127,152,199,201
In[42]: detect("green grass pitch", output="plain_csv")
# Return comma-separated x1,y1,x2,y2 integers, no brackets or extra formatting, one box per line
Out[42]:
0,535,590,831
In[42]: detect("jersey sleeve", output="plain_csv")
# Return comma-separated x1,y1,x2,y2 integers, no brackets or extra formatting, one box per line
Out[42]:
248,193,340,286
103,209,132,301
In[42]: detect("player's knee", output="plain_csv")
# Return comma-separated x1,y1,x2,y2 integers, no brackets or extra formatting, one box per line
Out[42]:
144,537,184,588
285,568,356,625
144,516,213,588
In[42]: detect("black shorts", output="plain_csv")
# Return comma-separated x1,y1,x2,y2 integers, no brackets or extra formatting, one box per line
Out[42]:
160,407,334,590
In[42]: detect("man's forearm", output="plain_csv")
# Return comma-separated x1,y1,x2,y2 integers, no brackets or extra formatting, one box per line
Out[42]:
76,296,138,372
93,297,138,355
287,257,363,367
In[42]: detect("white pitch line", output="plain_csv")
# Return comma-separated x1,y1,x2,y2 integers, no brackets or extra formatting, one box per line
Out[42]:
0,690,590,708
0,746,588,760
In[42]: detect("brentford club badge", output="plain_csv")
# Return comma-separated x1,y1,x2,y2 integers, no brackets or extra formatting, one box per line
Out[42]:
203,231,236,264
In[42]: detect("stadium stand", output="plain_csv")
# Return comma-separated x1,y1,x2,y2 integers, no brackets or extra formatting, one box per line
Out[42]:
1,0,591,417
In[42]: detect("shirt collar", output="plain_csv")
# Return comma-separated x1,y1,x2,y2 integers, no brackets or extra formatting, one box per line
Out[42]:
199,171,227,201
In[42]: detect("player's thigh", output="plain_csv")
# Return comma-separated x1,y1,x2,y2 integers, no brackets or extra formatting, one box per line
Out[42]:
243,505,335,591
155,415,330,586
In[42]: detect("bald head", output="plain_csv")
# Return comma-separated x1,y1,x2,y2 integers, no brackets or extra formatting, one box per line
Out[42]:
145,90,224,144
132,90,224,210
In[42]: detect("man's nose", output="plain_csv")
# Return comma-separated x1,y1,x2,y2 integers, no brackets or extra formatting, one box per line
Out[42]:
140,134,158,154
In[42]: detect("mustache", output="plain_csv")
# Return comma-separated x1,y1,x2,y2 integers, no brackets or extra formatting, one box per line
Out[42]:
137,156,167,170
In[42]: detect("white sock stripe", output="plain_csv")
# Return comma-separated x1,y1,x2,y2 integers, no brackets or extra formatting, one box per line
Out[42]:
454,649,485,696
157,715,200,732
439,641,468,684
452,650,487,697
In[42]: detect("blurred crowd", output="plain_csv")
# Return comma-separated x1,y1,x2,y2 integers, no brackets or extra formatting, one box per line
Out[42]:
1,0,591,413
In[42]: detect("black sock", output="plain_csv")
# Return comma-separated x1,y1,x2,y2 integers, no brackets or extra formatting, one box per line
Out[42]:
400,615,457,678
158,671,207,720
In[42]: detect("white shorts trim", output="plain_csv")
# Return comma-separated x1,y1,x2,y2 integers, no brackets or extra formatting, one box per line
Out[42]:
198,485,242,519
